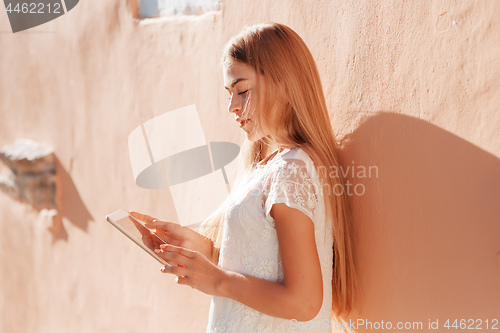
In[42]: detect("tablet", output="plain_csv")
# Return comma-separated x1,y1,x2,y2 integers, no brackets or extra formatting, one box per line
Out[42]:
106,209,168,265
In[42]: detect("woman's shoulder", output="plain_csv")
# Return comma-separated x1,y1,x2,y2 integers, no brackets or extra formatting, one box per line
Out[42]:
280,147,312,163
278,147,316,173
273,147,322,188
263,147,323,222
260,146,319,181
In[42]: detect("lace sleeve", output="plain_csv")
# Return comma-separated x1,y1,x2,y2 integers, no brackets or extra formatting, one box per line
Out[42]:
263,158,320,222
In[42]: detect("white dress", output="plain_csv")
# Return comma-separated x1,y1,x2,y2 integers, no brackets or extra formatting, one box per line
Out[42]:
206,147,334,333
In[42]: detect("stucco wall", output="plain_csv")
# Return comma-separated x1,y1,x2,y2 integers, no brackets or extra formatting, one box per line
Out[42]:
0,1,499,332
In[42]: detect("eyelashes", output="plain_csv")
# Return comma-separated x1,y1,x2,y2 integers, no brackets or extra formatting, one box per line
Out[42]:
227,89,250,100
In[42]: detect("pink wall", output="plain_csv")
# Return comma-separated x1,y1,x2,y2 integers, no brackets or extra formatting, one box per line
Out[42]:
0,0,499,332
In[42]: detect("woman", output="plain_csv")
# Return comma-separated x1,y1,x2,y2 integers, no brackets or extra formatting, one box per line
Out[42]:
132,22,356,332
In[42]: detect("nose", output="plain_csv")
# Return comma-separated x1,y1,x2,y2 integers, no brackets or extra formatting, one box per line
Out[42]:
228,94,240,114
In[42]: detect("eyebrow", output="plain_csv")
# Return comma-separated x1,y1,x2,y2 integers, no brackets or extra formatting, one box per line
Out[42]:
224,78,248,89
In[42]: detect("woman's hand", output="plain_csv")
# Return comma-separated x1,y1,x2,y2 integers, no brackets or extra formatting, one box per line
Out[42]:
155,244,227,296
129,211,217,264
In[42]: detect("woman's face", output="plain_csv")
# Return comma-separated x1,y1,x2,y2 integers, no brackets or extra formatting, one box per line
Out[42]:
223,59,266,142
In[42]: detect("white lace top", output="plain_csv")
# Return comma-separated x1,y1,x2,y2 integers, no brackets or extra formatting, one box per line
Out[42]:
206,147,334,333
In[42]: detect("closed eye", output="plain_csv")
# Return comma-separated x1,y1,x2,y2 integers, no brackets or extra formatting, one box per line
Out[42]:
238,90,249,95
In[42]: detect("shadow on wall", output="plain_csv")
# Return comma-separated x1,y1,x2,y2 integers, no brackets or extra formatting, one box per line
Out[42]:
51,157,93,242
0,140,93,242
340,112,500,327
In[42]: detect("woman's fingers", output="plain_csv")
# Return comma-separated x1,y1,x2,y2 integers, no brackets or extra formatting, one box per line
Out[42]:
144,219,172,230
175,276,191,286
156,244,223,295
155,245,192,266
129,211,155,223
160,243,196,259
129,212,211,262
156,251,190,266
132,213,176,236
155,245,200,278
160,264,189,276
129,212,178,244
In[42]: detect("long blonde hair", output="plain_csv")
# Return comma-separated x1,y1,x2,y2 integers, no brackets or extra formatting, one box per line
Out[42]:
202,22,357,317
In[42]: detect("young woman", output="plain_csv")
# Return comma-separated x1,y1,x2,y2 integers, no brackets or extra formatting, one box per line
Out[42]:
131,22,356,332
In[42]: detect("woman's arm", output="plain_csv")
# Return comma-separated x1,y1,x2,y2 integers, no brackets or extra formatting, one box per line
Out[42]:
219,203,323,320
156,203,323,321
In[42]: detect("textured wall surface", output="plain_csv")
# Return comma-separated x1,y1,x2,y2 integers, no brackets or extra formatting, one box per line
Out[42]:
0,1,499,332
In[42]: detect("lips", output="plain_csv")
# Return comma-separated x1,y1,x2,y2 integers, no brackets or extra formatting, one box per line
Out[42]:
236,118,251,128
